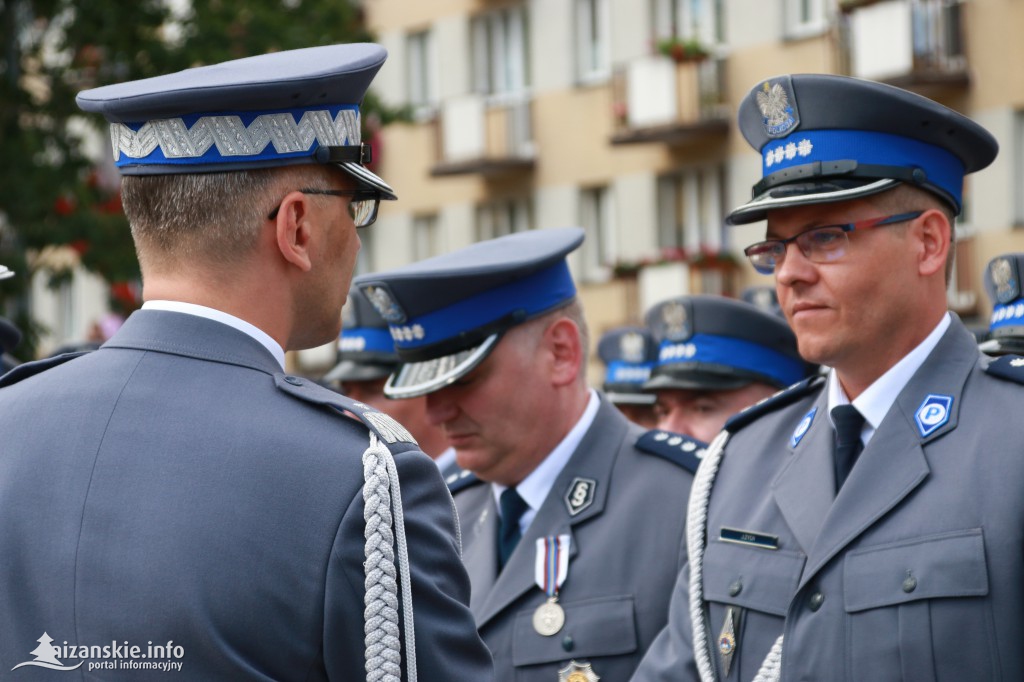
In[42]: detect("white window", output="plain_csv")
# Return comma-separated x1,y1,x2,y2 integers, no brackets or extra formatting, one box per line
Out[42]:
650,0,724,46
656,166,726,252
476,198,532,241
406,29,438,117
579,186,616,282
575,0,610,84
1015,110,1024,225
784,0,828,39
471,6,529,98
412,214,443,260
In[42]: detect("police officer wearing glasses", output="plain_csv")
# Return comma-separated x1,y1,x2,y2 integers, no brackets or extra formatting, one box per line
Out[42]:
632,74,1024,681
0,45,490,680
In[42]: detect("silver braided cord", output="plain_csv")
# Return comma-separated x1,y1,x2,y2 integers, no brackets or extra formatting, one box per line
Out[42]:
687,429,784,682
362,433,417,682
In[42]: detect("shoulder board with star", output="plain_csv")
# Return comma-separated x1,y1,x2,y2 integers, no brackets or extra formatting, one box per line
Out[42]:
725,374,826,433
0,351,89,389
984,354,1024,385
273,373,418,446
635,429,707,473
446,468,483,495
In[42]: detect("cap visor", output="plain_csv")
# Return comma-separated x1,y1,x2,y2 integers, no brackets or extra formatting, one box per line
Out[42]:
727,178,899,225
384,334,501,399
323,359,394,384
605,391,657,405
643,370,753,392
339,162,397,201
0,265,13,280
980,338,1024,356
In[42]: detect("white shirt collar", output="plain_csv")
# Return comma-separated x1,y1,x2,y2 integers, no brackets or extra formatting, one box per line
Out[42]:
827,312,951,445
492,389,601,536
142,300,286,370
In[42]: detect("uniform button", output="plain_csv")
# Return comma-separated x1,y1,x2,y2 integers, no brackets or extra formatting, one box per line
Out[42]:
728,580,743,597
808,591,824,612
284,375,303,386
902,575,917,593
562,636,574,652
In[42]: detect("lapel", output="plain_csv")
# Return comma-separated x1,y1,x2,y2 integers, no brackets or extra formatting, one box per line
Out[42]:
103,309,283,375
474,398,626,629
772,391,836,554
463,490,500,617
797,319,978,590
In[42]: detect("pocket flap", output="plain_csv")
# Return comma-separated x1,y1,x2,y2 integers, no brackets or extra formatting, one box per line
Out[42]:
844,529,989,613
703,541,805,616
512,595,636,666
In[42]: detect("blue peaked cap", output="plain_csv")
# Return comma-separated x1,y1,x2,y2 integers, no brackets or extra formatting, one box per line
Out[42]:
981,253,1024,357
728,74,997,224
76,44,395,200
597,327,658,405
353,228,584,398
644,295,812,391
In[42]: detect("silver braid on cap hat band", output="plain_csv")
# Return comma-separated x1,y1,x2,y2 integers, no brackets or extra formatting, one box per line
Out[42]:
687,429,783,682
362,433,417,682
109,108,360,161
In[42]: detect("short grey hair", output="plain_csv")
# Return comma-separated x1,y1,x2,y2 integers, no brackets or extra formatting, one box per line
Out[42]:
513,298,591,386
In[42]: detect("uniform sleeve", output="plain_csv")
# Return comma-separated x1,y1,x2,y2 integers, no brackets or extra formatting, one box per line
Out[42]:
323,443,494,681
629,561,700,682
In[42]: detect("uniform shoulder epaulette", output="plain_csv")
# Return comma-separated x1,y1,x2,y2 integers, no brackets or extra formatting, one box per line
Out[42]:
273,373,418,446
0,351,89,389
445,468,482,495
725,374,826,433
984,354,1024,384
635,429,707,474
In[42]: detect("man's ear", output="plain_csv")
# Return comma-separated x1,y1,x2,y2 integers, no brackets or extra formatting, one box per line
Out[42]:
916,208,951,278
545,317,584,387
274,191,314,272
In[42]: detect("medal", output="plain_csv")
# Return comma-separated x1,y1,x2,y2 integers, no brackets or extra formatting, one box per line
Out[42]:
532,534,570,636
558,660,600,681
718,606,741,678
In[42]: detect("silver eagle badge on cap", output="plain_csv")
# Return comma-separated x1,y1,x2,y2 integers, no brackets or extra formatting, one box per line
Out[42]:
619,331,646,363
660,301,690,341
757,78,799,137
991,257,1019,304
361,284,406,324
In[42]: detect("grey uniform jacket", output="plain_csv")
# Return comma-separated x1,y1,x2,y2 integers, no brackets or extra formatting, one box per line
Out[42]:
452,397,698,681
0,310,492,681
632,318,1024,682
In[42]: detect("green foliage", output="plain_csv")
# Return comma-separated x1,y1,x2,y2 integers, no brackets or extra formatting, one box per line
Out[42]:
0,0,395,357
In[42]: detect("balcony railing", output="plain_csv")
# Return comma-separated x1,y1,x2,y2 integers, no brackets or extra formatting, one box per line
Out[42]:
839,0,968,93
430,93,536,177
610,55,729,146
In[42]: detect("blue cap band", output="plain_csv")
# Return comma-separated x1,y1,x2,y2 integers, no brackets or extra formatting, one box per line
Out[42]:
340,327,395,354
657,333,805,387
990,301,1024,331
112,104,361,169
761,129,966,210
386,260,577,350
605,361,655,385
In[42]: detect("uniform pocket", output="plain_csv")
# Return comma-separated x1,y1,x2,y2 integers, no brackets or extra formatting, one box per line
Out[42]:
843,529,997,682
511,594,636,666
703,540,806,616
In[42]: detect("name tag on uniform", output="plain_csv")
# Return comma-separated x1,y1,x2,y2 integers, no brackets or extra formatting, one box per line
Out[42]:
720,526,779,550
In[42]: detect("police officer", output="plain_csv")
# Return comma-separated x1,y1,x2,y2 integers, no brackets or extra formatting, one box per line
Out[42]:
642,295,812,442
633,73,1024,681
596,326,659,428
354,228,700,682
0,45,491,680
325,288,453,469
979,253,1024,356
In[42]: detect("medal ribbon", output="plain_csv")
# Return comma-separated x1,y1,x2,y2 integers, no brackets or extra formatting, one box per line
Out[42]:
534,534,571,598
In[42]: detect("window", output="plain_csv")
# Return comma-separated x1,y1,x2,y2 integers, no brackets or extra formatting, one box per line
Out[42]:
1015,110,1024,225
650,0,724,46
784,0,828,39
406,29,438,117
656,166,726,252
576,0,610,84
471,6,530,98
476,198,532,241
579,186,616,282
412,214,443,260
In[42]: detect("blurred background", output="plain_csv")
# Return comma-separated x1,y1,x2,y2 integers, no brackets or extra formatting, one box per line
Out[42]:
2,0,1023,382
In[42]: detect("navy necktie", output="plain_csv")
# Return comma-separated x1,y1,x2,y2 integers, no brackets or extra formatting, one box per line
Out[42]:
498,487,529,569
831,405,865,492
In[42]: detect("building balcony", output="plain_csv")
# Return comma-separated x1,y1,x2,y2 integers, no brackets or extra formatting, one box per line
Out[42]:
430,93,536,178
839,0,969,97
610,55,729,147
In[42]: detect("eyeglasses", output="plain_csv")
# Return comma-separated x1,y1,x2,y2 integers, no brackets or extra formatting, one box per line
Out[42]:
743,211,925,275
267,188,381,227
